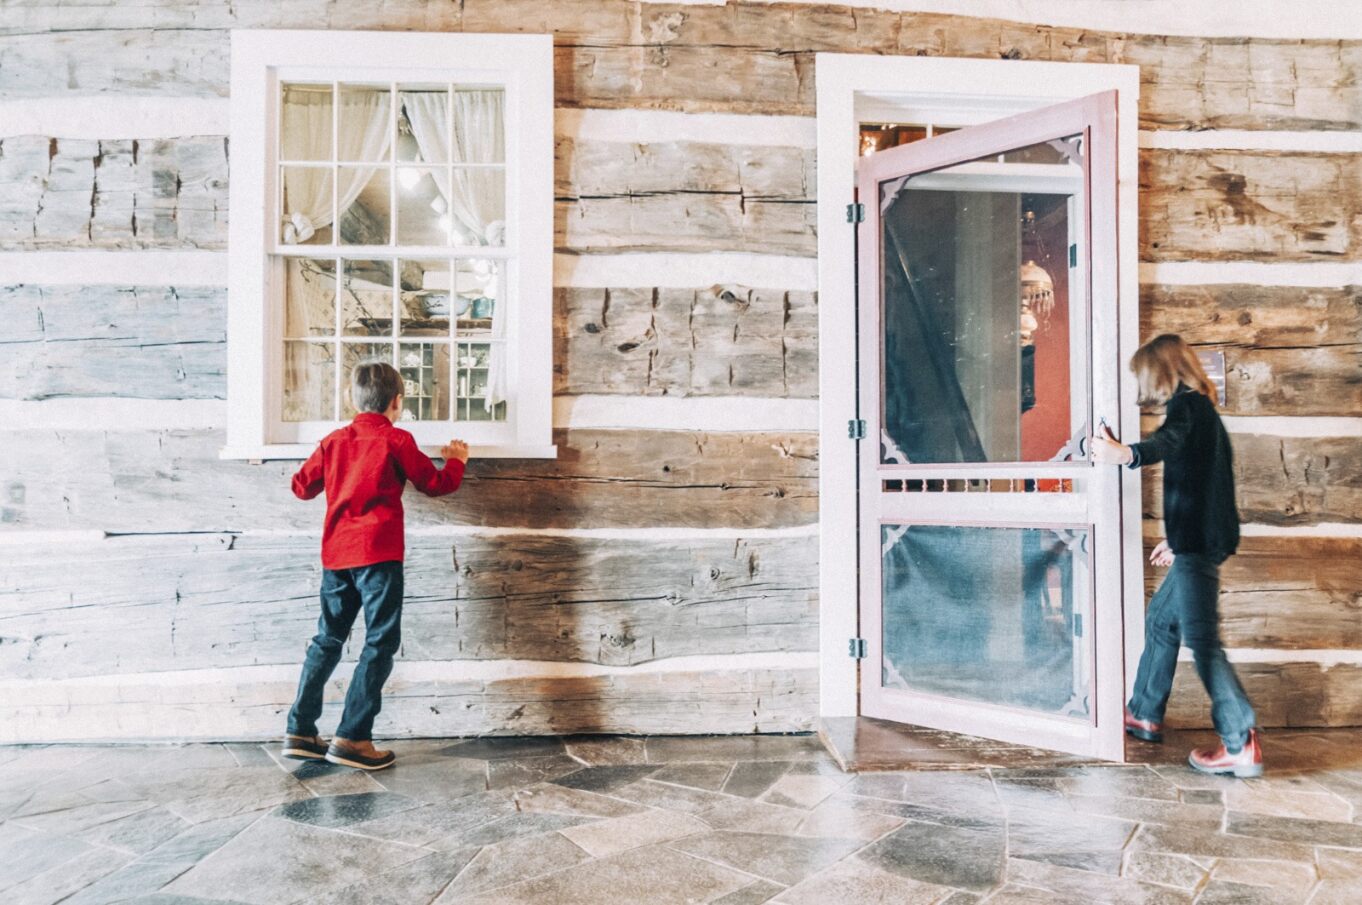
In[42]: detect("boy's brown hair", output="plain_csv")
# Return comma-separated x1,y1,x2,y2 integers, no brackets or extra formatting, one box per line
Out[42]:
351,361,403,414
1130,334,1216,407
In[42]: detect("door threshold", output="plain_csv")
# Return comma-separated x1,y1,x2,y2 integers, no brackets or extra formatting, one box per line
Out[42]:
819,716,1109,772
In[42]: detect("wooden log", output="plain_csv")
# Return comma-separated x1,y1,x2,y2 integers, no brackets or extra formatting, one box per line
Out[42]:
556,138,813,200
1140,149,1362,262
555,287,818,398
1139,430,1362,527
0,136,229,250
0,532,817,679
1167,662,1362,729
1142,284,1362,416
0,428,819,532
557,194,816,256
1142,536,1362,650
0,285,225,400
3,13,1359,132
1,665,819,742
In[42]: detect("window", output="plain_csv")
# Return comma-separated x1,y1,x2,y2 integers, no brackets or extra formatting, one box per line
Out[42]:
225,31,554,459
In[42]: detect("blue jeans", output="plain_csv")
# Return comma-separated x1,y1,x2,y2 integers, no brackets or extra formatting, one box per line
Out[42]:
1128,553,1256,750
287,561,403,742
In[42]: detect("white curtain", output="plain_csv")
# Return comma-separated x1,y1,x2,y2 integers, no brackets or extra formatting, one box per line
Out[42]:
282,89,391,244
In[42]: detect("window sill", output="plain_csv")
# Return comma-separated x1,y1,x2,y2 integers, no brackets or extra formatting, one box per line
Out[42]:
220,444,558,462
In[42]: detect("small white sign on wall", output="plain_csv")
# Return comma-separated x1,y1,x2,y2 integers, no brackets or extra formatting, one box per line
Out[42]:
1197,349,1227,407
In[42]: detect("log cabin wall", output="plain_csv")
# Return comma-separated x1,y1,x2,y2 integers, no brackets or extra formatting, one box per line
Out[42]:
0,1,1358,741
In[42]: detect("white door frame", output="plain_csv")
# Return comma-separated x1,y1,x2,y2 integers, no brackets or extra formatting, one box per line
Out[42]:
815,54,1142,750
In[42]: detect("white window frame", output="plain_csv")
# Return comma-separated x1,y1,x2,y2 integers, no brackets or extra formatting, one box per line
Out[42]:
223,30,555,460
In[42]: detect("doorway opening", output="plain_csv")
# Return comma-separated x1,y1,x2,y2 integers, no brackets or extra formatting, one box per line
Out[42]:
816,56,1142,763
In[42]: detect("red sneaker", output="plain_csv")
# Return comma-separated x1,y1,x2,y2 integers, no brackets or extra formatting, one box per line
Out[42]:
1124,708,1163,744
1188,729,1263,778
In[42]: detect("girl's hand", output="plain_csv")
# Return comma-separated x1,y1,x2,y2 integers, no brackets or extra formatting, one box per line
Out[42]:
441,440,470,464
1149,540,1175,567
1090,435,1133,465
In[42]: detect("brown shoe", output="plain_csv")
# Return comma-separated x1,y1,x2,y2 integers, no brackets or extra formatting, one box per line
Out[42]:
281,734,329,761
325,737,396,771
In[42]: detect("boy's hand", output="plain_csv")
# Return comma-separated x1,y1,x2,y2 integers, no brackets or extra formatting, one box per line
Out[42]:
1149,540,1175,568
441,440,470,464
1090,435,1133,465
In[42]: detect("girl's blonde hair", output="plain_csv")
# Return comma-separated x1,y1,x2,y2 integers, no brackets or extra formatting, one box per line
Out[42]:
1130,334,1216,407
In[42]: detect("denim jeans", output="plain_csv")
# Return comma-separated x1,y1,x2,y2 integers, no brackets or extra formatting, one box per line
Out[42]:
287,561,403,742
1128,552,1256,750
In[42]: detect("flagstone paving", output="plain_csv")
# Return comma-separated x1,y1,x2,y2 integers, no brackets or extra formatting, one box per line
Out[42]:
2,729,1362,903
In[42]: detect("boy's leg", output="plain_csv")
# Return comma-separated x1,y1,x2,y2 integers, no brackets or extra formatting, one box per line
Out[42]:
287,569,363,737
334,561,404,742
1180,556,1256,751
1127,562,1182,725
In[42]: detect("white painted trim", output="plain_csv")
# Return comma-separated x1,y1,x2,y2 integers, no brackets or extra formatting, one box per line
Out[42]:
1222,416,1362,438
1140,261,1362,288
554,252,818,291
553,395,818,432
1140,130,1362,153
744,0,1362,39
0,97,231,140
1179,649,1362,667
557,108,816,148
0,399,226,431
0,251,229,287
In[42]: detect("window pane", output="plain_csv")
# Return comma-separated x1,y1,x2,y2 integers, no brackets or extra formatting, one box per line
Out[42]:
399,342,451,422
882,523,1092,722
399,258,451,336
280,166,334,246
338,167,391,245
285,258,336,337
456,341,507,422
448,167,505,246
280,83,333,162
452,89,504,164
338,84,392,163
398,88,450,163
395,169,451,245
455,258,499,337
340,259,393,336
283,341,336,421
341,342,394,418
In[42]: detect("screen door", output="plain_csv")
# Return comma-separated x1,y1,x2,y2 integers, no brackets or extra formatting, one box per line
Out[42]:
856,92,1125,759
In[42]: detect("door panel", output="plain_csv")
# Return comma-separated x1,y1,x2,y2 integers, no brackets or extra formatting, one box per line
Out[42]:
857,91,1124,759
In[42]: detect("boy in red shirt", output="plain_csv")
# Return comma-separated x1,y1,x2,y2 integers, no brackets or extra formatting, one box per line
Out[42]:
282,361,468,771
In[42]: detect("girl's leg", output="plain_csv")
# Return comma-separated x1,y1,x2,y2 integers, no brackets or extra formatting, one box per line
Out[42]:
1179,555,1256,751
1127,562,1182,724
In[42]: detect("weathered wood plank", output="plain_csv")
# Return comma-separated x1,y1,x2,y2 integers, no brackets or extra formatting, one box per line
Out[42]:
0,136,228,250
1140,149,1362,262
1139,431,1362,527
2,666,819,742
1142,283,1362,416
1143,536,1362,650
555,287,818,398
557,195,816,255
1168,662,1362,729
4,12,1360,132
0,532,818,679
0,285,224,400
0,428,818,531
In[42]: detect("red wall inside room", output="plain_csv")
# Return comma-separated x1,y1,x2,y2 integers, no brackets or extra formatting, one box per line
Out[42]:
1021,204,1072,461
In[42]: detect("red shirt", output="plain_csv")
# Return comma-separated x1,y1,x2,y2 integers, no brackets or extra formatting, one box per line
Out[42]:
291,413,465,570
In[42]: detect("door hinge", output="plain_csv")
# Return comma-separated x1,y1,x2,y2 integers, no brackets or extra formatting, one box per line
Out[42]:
848,637,868,659
846,202,865,223
848,419,866,440
1069,243,1078,268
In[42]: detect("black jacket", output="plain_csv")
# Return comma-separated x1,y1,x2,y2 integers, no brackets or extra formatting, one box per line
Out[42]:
1129,385,1240,558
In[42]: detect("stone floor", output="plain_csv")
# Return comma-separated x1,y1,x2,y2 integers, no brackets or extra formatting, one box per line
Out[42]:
3,732,1362,904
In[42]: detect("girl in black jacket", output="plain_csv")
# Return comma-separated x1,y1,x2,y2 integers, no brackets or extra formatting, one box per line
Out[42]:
1093,334,1261,777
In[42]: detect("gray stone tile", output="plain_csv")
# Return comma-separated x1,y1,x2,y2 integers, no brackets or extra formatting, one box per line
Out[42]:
551,764,660,793
1128,822,1315,863
274,791,421,828
428,810,593,851
714,879,786,905
646,735,827,764
847,771,1001,818
670,830,865,886
1012,849,1124,875
773,856,955,904
856,820,1006,892
512,782,644,818
74,804,192,855
1005,806,1137,857
434,832,589,899
4,844,133,905
1122,852,1207,891
793,800,905,841
368,754,488,804
1053,766,1180,802
439,736,565,760
60,858,199,905
1180,788,1224,806
1006,858,1191,904
127,767,310,824
760,772,849,810
224,744,276,768
161,816,427,904
561,807,710,858
0,821,104,892
1225,810,1362,848
699,797,808,835
327,848,481,905
448,844,752,905
344,792,517,848
1065,794,1224,827
562,735,649,766
1209,857,1316,901
11,798,155,836
829,791,1005,831
608,778,734,814
649,762,735,792
487,753,584,790
722,761,793,798
140,812,261,865
1194,880,1283,905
